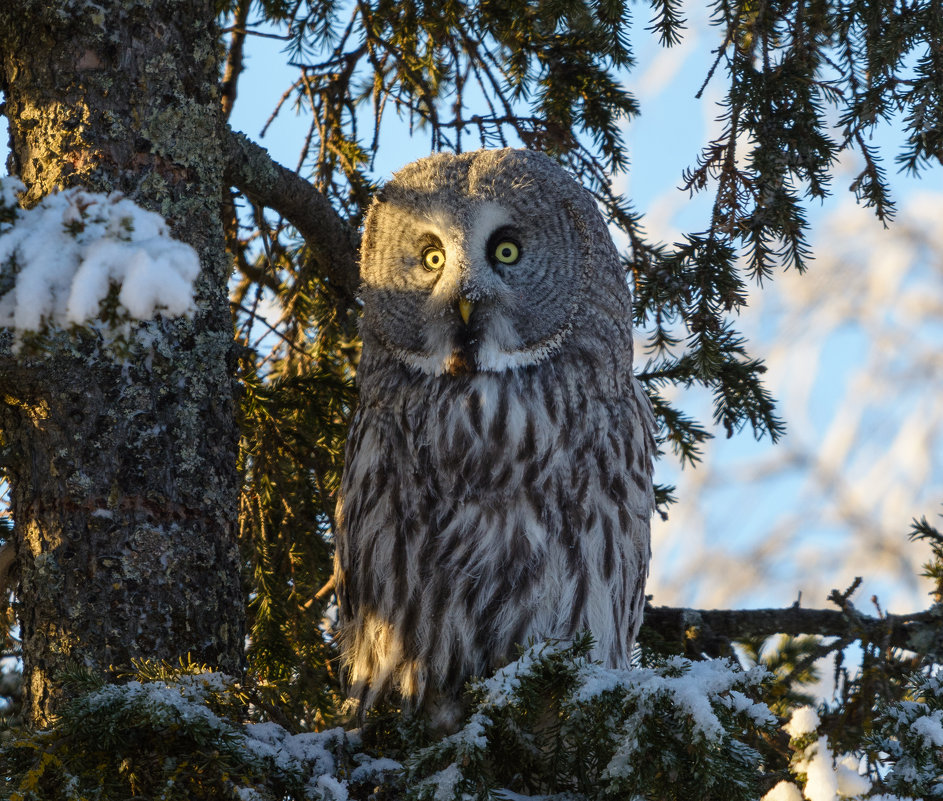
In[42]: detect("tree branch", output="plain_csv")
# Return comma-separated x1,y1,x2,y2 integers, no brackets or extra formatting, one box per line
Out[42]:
643,603,943,656
0,331,13,381
220,0,251,121
223,128,360,302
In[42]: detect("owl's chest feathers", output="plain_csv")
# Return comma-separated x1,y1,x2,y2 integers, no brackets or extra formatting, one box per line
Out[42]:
354,359,646,520
421,372,547,476
407,372,566,480
342,360,651,648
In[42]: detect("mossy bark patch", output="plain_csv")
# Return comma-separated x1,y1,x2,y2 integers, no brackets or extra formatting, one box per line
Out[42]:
0,0,244,725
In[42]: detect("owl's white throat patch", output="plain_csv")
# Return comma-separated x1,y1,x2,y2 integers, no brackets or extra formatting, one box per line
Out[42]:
475,326,568,372
475,306,569,371
398,308,568,376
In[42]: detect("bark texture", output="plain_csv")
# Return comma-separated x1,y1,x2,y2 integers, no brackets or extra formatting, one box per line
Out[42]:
0,0,244,724
644,603,943,657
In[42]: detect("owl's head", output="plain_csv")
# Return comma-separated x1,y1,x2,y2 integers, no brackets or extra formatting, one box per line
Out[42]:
358,148,630,376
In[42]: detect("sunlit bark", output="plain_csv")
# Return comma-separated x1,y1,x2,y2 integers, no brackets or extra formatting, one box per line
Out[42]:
0,0,243,724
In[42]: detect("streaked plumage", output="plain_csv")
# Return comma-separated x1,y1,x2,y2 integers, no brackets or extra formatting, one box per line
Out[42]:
334,148,655,725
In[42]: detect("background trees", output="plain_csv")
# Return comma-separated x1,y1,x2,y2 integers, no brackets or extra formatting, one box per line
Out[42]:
0,0,941,797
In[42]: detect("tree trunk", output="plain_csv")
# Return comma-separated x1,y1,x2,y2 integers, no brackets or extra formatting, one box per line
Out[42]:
0,0,244,724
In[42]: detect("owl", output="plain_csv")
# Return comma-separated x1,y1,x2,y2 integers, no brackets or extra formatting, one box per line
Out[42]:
333,148,655,726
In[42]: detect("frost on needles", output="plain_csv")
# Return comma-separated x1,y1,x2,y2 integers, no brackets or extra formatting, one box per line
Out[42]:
1,636,784,801
403,636,779,801
5,632,931,800
0,177,200,346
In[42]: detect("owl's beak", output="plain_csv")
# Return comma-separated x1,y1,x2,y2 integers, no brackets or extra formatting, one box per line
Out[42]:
458,297,474,324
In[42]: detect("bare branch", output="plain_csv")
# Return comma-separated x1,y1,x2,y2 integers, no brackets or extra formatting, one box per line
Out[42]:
220,0,251,121
643,603,942,656
224,128,360,302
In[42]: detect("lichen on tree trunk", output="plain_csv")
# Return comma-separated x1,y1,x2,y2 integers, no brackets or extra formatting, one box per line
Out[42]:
0,0,244,724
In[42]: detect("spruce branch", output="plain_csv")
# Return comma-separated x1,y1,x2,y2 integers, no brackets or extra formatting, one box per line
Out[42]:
224,128,360,302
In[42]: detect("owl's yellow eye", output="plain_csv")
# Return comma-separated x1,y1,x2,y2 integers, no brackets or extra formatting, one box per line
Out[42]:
423,247,446,271
493,240,520,265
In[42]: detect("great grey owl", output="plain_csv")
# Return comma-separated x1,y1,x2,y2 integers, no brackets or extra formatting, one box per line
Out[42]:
334,148,655,724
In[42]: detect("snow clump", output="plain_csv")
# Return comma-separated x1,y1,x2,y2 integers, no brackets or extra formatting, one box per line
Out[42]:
763,780,805,801
784,705,821,739
910,710,943,747
776,703,872,801
0,178,200,340
797,738,870,801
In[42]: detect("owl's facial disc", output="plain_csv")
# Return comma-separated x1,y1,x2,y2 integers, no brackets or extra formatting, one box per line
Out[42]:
453,226,523,327
409,216,562,376
360,153,589,377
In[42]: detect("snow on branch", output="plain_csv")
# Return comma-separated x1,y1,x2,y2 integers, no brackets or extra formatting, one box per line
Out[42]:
764,705,873,801
0,178,200,345
407,636,777,800
223,128,360,301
